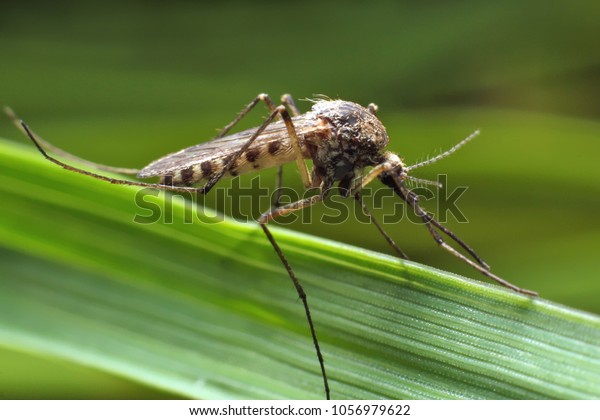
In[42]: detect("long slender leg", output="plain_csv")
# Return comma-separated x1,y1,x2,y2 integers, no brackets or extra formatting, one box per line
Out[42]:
216,93,276,138
18,97,310,198
20,104,287,196
214,96,329,394
396,180,537,296
361,151,491,269
279,108,312,188
258,194,329,399
354,192,409,260
200,106,290,193
272,166,285,209
21,98,331,395
7,94,277,175
281,94,300,116
380,170,492,271
259,194,322,224
4,106,140,175
350,153,402,196
422,211,490,270
20,122,211,193
272,94,301,208
209,93,311,207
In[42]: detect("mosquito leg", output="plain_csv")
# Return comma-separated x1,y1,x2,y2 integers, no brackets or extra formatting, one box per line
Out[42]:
354,192,409,260
216,93,276,138
351,152,403,196
397,185,490,269
278,107,312,189
21,103,305,197
397,182,537,296
382,172,491,270
259,224,330,400
281,94,301,116
422,212,490,270
259,194,322,224
4,106,139,175
20,122,220,194
258,194,329,399
272,94,301,208
211,94,311,197
203,105,303,194
7,93,277,175
272,165,285,209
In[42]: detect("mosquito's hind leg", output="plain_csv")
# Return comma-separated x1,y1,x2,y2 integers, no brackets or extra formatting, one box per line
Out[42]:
19,122,222,194
4,106,139,175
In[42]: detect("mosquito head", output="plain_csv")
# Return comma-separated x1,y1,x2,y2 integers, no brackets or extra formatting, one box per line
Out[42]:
378,130,480,192
377,152,407,194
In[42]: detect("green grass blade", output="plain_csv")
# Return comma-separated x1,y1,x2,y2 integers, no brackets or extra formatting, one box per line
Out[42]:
0,138,599,399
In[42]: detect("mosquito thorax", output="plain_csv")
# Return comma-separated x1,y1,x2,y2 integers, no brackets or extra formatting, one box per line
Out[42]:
308,100,390,189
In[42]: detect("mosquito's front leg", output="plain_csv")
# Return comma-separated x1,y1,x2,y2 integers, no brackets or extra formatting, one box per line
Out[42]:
350,152,403,196
398,182,538,296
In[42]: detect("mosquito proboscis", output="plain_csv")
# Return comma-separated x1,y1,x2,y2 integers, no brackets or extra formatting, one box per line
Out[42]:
4,93,537,400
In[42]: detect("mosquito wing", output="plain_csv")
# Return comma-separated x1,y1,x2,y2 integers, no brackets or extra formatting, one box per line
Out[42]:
138,116,318,183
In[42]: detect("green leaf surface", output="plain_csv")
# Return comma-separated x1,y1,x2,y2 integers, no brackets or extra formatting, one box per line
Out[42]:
0,138,599,399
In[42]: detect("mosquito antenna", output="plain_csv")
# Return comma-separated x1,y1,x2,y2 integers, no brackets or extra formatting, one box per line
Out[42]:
404,175,442,188
406,129,480,172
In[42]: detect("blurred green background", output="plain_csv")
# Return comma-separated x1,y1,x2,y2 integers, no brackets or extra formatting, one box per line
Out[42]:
1,0,599,398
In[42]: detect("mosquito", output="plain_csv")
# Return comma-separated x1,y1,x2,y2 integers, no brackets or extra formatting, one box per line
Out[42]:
5,94,537,400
